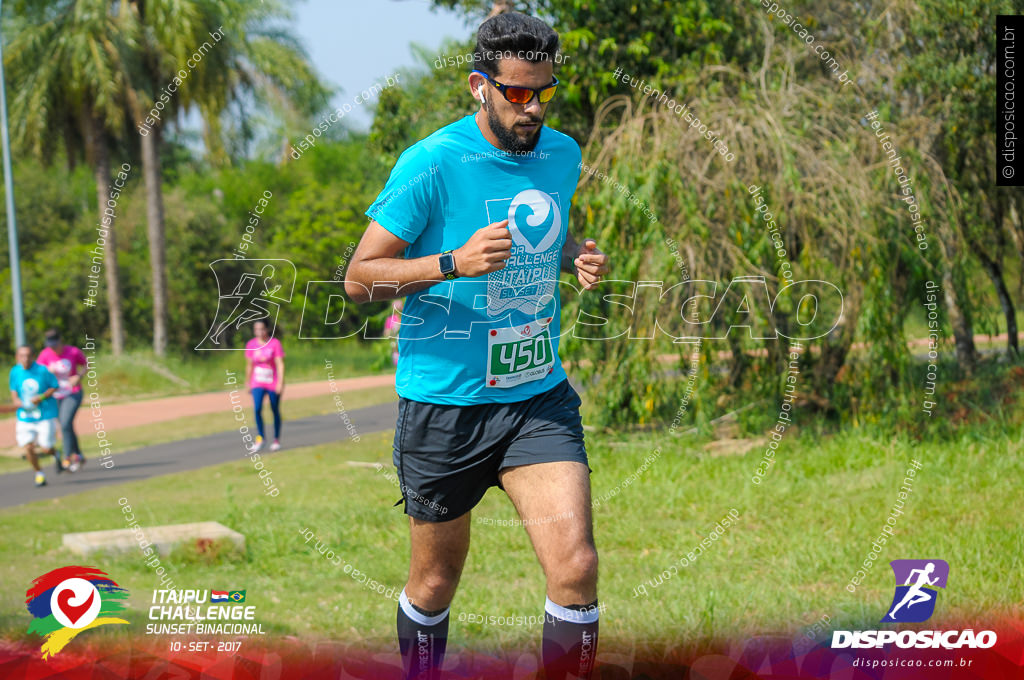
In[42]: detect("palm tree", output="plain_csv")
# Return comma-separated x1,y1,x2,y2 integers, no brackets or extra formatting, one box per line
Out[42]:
124,0,328,355
4,0,134,354
118,0,209,356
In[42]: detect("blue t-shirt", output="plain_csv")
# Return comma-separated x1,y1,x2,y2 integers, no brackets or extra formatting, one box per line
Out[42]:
8,362,59,422
366,114,582,405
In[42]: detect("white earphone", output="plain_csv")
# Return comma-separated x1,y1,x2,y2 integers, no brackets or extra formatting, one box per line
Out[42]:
477,84,486,104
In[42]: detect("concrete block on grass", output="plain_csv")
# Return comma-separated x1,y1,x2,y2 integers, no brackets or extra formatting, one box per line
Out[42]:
63,521,244,558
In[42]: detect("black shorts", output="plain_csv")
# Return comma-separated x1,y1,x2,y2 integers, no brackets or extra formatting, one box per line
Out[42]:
392,379,588,522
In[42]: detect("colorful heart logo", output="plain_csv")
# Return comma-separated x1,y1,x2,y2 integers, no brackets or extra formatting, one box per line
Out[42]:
27,567,129,659
48,578,101,629
56,588,94,626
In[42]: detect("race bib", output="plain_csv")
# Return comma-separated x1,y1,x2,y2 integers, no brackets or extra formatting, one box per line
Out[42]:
20,385,41,419
54,364,74,398
486,319,554,388
253,365,275,384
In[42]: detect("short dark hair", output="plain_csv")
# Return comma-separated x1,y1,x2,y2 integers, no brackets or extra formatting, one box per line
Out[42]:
473,12,559,78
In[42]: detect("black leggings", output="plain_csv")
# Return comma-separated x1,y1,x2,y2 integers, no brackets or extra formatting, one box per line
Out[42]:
58,391,83,458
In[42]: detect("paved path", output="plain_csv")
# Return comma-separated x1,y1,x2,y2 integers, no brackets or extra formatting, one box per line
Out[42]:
0,374,394,446
4,330,1015,442
0,401,398,509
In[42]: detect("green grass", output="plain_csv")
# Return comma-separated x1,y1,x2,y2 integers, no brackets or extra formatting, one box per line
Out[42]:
1,408,1021,656
0,384,397,475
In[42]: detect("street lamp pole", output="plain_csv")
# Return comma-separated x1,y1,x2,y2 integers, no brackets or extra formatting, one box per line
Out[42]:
0,0,26,347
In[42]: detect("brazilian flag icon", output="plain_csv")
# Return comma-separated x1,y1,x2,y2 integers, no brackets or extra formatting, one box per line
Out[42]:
229,590,246,603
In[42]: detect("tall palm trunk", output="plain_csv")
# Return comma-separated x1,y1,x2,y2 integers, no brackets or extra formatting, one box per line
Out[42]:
87,111,124,355
141,123,168,355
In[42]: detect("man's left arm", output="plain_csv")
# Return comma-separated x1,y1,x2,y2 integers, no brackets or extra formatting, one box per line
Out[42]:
37,372,58,403
561,231,610,290
560,232,580,276
34,387,56,404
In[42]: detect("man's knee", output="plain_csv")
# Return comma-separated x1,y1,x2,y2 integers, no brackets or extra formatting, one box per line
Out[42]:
407,569,461,610
549,544,598,589
411,561,463,595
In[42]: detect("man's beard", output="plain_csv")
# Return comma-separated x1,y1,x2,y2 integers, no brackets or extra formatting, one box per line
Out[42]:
485,99,543,153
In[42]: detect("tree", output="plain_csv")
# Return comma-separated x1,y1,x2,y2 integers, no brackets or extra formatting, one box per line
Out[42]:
429,0,763,139
413,0,1003,427
4,0,133,353
897,0,1020,361
123,0,329,355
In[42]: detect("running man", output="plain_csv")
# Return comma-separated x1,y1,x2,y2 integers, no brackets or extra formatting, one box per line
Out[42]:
8,345,60,487
210,264,282,345
346,12,609,680
37,329,88,471
245,318,285,452
887,562,939,620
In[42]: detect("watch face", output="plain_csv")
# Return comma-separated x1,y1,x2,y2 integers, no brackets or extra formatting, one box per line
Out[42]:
440,252,455,275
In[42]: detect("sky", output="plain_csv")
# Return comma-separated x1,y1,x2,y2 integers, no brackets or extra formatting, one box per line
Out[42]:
292,0,473,129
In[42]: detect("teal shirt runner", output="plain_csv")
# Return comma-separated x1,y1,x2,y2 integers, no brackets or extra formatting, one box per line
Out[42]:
366,114,582,405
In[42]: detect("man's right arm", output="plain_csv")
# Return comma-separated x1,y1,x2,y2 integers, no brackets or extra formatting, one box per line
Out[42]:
345,219,512,304
344,221,447,303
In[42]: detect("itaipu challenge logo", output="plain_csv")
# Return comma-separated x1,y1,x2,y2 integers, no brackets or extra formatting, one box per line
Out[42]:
25,566,129,659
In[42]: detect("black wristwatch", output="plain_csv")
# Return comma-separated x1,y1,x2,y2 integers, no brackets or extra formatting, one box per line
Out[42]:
439,250,458,280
